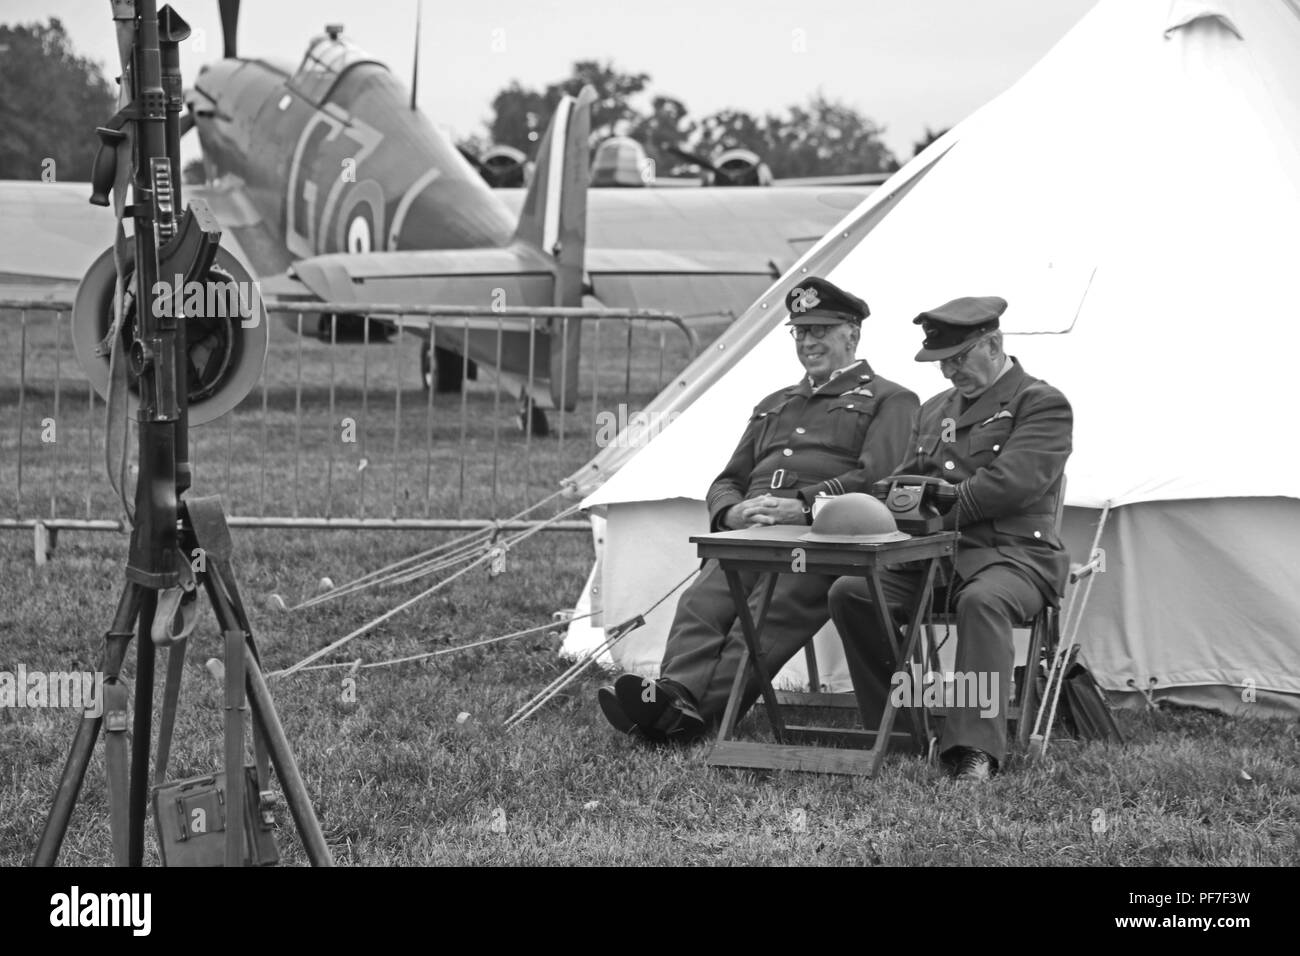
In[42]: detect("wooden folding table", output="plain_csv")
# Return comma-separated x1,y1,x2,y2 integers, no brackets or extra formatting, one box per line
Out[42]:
690,525,957,776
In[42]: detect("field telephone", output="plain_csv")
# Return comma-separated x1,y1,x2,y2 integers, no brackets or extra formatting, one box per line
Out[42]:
870,475,957,534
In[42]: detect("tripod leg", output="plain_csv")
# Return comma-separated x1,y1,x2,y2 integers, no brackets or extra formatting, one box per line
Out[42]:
32,584,144,866
128,590,158,866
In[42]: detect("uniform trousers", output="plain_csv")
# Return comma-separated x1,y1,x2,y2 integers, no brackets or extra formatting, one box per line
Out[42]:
827,562,1044,765
660,559,835,725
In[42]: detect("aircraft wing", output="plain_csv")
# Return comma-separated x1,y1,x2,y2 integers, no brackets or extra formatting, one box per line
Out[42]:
0,177,282,299
537,186,872,318
265,242,785,325
499,185,871,275
583,248,777,320
0,181,116,299
268,244,556,305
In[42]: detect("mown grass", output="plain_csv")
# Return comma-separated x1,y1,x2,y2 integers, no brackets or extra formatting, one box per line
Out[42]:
2,525,1298,867
2,304,1298,866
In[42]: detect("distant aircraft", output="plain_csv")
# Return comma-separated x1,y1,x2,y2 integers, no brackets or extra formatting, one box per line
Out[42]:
1,4,879,431
466,134,892,190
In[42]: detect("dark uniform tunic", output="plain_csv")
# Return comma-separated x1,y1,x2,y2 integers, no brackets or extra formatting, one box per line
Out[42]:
660,359,919,724
828,357,1073,764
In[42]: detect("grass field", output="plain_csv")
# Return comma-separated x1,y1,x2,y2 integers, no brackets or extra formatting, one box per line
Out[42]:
2,525,1298,867
2,305,1298,866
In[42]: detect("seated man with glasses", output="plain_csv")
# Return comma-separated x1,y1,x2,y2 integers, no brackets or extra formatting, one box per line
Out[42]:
597,277,919,743
827,296,1073,782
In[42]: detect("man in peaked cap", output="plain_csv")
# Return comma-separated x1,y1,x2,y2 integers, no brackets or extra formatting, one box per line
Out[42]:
597,277,920,743
828,295,1073,782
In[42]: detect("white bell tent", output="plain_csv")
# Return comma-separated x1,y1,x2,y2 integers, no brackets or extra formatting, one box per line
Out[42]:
564,0,1300,715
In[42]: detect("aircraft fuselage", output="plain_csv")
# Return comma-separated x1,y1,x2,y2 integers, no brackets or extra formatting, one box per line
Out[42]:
190,37,516,267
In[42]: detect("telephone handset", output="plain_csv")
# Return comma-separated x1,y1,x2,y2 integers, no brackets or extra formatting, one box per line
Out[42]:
870,474,957,534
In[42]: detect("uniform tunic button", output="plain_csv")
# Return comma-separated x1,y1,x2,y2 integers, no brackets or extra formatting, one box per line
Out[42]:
993,444,1001,452
1033,530,1042,538
944,461,954,470
795,427,806,435
783,448,793,457
917,445,924,452
846,403,854,409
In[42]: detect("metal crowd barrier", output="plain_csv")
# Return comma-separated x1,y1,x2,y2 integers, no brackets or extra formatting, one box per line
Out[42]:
0,296,702,548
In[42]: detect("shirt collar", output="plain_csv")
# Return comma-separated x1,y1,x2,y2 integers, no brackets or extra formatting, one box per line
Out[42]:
808,359,865,392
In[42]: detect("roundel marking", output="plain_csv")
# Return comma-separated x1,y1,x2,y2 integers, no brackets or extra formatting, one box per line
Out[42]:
346,214,372,253
333,179,386,255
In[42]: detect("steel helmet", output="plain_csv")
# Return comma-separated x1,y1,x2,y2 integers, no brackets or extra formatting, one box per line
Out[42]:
800,493,910,544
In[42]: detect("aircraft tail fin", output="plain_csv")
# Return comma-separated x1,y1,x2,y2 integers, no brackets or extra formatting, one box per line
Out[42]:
513,85,594,305
513,85,593,412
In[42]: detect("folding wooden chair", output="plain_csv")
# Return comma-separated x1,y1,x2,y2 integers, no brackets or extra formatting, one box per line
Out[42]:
918,475,1068,752
794,476,1069,755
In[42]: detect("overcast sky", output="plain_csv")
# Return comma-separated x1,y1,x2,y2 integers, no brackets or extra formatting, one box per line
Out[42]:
10,0,1096,161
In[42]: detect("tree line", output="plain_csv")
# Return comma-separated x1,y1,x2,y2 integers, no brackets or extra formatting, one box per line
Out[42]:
463,60,928,179
0,19,116,180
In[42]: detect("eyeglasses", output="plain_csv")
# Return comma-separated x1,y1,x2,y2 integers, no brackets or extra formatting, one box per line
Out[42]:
788,325,835,341
937,338,987,369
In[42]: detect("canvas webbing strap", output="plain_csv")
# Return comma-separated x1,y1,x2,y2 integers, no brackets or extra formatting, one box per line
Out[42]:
153,637,188,786
210,570,273,804
102,679,132,865
223,627,248,866
185,495,274,817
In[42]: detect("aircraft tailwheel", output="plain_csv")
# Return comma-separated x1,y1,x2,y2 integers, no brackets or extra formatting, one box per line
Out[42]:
517,390,549,437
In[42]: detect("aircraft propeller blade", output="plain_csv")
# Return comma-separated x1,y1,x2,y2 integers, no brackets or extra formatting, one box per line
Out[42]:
409,0,422,110
219,0,240,58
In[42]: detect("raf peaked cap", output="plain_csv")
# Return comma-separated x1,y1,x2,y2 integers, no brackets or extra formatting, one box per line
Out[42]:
912,295,1007,361
785,277,870,326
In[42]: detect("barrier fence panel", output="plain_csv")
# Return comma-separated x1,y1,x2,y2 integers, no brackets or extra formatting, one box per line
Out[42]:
0,297,707,539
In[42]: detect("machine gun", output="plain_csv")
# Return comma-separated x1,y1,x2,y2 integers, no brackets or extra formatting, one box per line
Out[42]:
34,0,330,868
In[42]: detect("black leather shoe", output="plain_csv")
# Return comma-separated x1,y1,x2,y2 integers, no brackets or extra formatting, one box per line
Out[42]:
615,674,708,742
952,747,995,783
597,685,635,734
615,673,671,730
